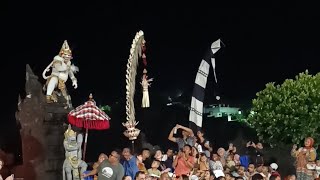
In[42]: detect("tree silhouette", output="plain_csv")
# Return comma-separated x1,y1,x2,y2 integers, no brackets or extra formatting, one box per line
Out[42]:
248,70,320,146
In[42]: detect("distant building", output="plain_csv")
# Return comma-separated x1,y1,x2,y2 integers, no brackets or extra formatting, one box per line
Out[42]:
204,104,242,121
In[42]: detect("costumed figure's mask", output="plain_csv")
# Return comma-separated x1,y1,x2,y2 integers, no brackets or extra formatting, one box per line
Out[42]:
59,40,73,62
64,125,77,145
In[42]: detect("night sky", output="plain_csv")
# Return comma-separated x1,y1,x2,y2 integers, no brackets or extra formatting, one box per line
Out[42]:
1,1,320,160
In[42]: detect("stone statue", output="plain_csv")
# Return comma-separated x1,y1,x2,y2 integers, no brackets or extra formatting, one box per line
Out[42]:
62,125,87,180
42,40,79,108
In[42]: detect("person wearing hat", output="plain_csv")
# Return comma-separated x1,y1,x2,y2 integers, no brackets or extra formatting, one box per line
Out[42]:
270,163,281,177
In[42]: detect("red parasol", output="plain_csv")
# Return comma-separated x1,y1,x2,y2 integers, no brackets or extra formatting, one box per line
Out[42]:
68,93,110,160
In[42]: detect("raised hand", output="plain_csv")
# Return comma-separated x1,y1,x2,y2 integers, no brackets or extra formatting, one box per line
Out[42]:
5,174,14,180
251,142,256,148
292,144,297,150
246,141,251,147
228,143,233,151
73,81,78,89
175,124,182,129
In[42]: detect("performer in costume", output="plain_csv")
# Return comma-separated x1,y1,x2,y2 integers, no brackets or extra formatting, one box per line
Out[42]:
62,125,87,180
291,137,317,180
140,69,153,108
42,40,79,107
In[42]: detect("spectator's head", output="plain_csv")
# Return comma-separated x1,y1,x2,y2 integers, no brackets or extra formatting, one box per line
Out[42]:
154,150,162,160
183,144,192,156
256,166,263,173
234,154,240,162
212,153,220,161
269,175,281,180
122,148,132,160
200,153,208,162
204,170,211,179
181,130,189,138
251,174,264,180
160,172,171,180
197,129,205,138
109,150,120,163
140,148,150,160
181,174,189,180
98,153,108,163
262,166,269,174
135,171,146,180
224,172,232,180
248,163,255,173
191,146,199,158
123,176,132,180
217,148,225,157
304,137,314,148
226,154,233,161
166,148,174,157
151,159,160,169
286,174,296,180
224,167,231,174
237,166,245,176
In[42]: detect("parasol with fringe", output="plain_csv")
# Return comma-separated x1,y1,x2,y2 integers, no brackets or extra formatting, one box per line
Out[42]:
68,93,111,160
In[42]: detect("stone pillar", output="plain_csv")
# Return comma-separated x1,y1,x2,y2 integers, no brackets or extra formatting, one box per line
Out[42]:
14,64,71,180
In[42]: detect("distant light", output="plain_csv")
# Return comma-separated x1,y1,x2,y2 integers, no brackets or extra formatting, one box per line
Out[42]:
216,96,220,100
227,115,233,121
167,103,173,106
238,111,242,114
177,91,183,97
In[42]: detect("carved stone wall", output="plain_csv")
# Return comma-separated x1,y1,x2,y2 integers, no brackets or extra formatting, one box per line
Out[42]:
14,64,71,180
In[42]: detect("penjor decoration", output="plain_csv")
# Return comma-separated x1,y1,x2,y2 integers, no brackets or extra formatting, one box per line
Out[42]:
123,30,146,144
42,40,79,108
189,39,223,131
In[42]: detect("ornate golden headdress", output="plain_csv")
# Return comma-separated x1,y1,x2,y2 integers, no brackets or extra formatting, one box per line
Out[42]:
64,124,76,139
59,40,72,56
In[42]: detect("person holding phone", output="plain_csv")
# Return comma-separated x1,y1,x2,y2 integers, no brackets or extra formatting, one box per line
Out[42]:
168,124,195,151
196,129,213,158
172,145,195,177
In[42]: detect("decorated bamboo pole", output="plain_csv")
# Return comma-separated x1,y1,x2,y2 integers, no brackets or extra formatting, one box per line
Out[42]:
123,31,145,150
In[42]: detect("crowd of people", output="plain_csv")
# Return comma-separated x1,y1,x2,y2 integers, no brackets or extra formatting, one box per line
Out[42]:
1,123,318,180
81,124,320,180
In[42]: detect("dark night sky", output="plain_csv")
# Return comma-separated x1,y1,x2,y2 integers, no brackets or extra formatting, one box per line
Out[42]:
1,1,320,157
